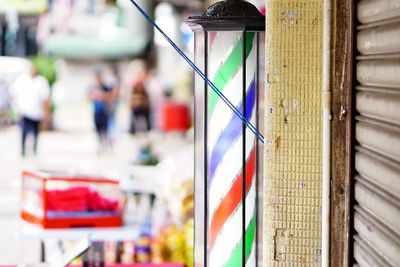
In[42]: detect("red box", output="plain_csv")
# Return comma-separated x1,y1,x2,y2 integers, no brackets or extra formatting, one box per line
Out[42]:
159,102,191,132
21,171,123,229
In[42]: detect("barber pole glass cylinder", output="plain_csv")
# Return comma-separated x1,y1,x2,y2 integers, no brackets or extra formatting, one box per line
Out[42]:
188,1,265,266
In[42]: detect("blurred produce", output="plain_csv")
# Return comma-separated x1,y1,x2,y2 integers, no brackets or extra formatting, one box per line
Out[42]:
184,218,194,267
135,220,152,263
121,241,135,264
83,241,105,267
157,224,186,264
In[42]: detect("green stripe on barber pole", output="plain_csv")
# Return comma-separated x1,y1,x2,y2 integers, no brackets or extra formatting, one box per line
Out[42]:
223,216,256,267
209,32,255,116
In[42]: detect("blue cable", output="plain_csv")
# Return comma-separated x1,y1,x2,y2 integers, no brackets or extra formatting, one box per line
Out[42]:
128,0,264,144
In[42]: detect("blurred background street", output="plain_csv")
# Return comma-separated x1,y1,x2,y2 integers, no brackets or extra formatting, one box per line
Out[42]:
0,0,264,264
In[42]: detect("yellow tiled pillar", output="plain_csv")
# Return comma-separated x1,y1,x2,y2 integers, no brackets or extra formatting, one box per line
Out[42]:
264,0,323,266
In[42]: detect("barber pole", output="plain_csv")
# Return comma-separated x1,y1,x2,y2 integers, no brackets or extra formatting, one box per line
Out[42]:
188,1,264,266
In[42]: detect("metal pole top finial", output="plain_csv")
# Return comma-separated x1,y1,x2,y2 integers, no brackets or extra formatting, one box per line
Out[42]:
187,0,265,31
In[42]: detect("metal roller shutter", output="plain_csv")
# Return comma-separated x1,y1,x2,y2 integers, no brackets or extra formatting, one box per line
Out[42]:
354,1,400,266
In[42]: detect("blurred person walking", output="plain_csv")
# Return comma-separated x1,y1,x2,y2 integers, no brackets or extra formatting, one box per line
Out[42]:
0,78,10,127
129,74,151,134
107,66,121,145
10,65,51,156
88,71,112,154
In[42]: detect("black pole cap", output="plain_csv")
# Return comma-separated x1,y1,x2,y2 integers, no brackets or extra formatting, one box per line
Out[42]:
187,0,265,31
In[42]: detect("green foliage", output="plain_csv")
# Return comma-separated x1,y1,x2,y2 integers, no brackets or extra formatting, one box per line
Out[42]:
29,56,57,86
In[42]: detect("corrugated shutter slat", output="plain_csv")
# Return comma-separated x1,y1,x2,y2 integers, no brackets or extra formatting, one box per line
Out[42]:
354,209,400,266
355,120,400,161
356,60,400,89
354,235,393,267
355,150,400,197
356,91,400,125
357,22,400,55
358,0,400,24
354,1,400,265
355,178,400,235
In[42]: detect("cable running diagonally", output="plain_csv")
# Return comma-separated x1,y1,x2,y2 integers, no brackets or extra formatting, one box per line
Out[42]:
128,0,264,143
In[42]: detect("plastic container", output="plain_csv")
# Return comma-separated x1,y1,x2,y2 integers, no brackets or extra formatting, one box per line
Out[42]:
21,170,123,229
159,102,190,132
